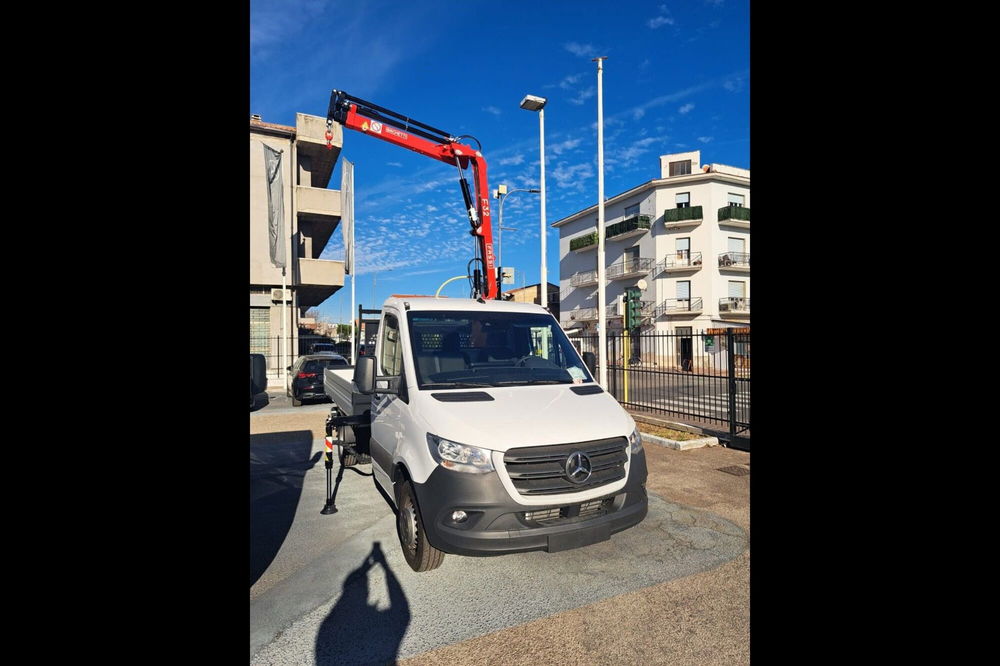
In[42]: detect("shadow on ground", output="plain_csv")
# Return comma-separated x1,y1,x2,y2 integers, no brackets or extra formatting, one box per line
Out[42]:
250,430,322,587
314,541,410,665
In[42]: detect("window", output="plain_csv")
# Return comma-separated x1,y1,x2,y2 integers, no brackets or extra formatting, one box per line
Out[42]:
675,192,690,209
624,203,640,217
728,237,745,254
728,193,745,207
380,312,403,376
728,281,746,298
675,237,690,261
669,160,691,176
676,280,691,301
624,246,639,262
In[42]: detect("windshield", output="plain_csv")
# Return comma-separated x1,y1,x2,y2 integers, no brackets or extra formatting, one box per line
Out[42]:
304,358,347,373
406,310,594,389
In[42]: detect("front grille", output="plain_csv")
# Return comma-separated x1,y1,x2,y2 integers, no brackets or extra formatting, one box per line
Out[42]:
504,437,628,495
523,497,616,526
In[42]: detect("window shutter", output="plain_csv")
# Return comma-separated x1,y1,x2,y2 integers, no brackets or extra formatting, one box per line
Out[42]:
728,237,744,253
728,281,745,298
676,281,690,299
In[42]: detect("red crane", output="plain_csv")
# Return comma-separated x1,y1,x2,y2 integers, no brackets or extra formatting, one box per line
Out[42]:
326,90,499,300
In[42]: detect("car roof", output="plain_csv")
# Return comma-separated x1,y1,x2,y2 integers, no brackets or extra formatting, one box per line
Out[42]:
301,353,346,360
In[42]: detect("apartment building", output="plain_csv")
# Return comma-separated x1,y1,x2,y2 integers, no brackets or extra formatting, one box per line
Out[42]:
250,113,346,373
554,150,749,335
503,282,560,320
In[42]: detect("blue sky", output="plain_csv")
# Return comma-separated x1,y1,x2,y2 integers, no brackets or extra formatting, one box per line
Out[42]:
251,0,749,324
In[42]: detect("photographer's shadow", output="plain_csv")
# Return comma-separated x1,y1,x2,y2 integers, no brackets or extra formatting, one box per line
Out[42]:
315,541,411,665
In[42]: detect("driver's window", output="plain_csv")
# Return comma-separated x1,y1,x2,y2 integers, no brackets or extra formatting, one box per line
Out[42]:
380,313,402,376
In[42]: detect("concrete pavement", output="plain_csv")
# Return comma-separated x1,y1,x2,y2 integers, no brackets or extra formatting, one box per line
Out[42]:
250,406,750,665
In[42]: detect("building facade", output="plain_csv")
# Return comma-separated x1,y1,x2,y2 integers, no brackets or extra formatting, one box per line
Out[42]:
503,282,560,321
554,150,749,336
250,114,346,375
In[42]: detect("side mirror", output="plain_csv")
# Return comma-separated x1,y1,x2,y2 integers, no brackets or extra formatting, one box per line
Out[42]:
250,354,267,395
355,356,376,394
582,351,597,378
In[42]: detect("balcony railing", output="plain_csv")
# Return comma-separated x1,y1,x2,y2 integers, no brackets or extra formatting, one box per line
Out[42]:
607,257,654,279
718,205,750,224
653,297,704,317
662,250,703,270
663,205,703,225
606,214,651,240
718,252,750,268
569,214,652,251
565,307,598,322
719,297,750,313
570,232,598,251
570,269,599,286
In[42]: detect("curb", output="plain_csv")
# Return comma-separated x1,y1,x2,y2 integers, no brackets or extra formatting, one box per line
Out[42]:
640,432,719,451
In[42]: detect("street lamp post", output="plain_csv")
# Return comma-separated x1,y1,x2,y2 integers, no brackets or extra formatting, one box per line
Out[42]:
519,94,547,309
495,186,540,268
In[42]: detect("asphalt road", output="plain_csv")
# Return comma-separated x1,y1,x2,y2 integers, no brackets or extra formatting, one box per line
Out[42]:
250,432,748,664
252,387,335,417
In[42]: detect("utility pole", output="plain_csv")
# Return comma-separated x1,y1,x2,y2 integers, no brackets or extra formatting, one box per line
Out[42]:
594,56,608,389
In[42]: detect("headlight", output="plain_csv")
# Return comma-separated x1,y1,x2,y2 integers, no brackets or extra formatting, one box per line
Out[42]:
629,426,643,454
426,433,495,474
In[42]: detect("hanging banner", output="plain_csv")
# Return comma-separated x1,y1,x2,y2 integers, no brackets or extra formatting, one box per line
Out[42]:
341,159,354,274
263,144,286,269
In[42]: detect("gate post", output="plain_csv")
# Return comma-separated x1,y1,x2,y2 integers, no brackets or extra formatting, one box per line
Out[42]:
726,328,736,442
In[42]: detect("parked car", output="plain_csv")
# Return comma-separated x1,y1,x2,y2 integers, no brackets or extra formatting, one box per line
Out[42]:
287,354,349,406
310,342,337,354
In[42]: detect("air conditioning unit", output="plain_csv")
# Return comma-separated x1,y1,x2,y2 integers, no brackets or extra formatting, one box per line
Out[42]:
271,288,291,302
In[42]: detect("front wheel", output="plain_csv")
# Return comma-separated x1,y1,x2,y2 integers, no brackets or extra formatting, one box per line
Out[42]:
396,480,444,572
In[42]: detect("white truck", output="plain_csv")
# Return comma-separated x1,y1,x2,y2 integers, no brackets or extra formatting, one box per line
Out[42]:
324,296,648,571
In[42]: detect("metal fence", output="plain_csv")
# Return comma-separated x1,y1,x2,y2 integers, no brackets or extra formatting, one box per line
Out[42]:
572,329,750,449
251,336,352,373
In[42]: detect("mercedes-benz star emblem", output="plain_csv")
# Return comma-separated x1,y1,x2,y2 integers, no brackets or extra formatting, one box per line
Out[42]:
565,451,592,484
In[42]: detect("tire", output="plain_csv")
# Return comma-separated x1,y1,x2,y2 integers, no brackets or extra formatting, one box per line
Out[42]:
396,479,445,572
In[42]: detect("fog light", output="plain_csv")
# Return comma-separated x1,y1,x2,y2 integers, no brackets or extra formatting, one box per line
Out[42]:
451,510,468,523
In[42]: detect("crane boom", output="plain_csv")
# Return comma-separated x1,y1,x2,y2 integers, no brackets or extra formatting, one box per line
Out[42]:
325,90,498,300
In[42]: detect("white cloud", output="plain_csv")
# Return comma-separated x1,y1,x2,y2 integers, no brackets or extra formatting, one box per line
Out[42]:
387,161,403,167
549,138,582,156
647,16,675,29
633,108,646,120
679,103,695,114
564,42,596,57
570,86,596,106
697,136,713,143
724,75,745,92
483,105,502,116
499,154,525,166
558,73,585,90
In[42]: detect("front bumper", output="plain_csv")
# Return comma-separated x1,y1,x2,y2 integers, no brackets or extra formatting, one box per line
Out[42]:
412,449,648,556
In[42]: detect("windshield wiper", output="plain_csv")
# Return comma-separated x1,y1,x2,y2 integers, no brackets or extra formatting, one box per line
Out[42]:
490,379,573,386
421,381,494,389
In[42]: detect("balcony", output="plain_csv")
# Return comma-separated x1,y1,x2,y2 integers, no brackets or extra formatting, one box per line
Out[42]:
565,307,598,322
607,257,655,280
295,113,341,188
570,269,599,287
296,257,345,308
663,205,703,229
653,297,704,317
718,205,750,229
718,252,750,272
569,214,652,252
718,297,750,317
660,251,702,273
606,214,651,241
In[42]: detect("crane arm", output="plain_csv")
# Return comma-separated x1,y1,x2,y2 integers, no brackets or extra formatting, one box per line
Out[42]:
325,90,498,300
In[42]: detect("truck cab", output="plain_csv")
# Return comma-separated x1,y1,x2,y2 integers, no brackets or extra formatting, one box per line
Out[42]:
330,296,648,571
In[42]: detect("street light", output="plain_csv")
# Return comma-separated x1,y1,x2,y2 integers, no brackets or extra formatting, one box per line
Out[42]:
494,186,540,268
519,94,547,308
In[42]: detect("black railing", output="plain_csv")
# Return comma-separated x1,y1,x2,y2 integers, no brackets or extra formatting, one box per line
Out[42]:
718,252,750,267
718,205,750,222
607,257,654,278
662,251,703,269
663,205,703,223
719,297,750,312
571,329,750,449
653,297,703,317
250,335,352,373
